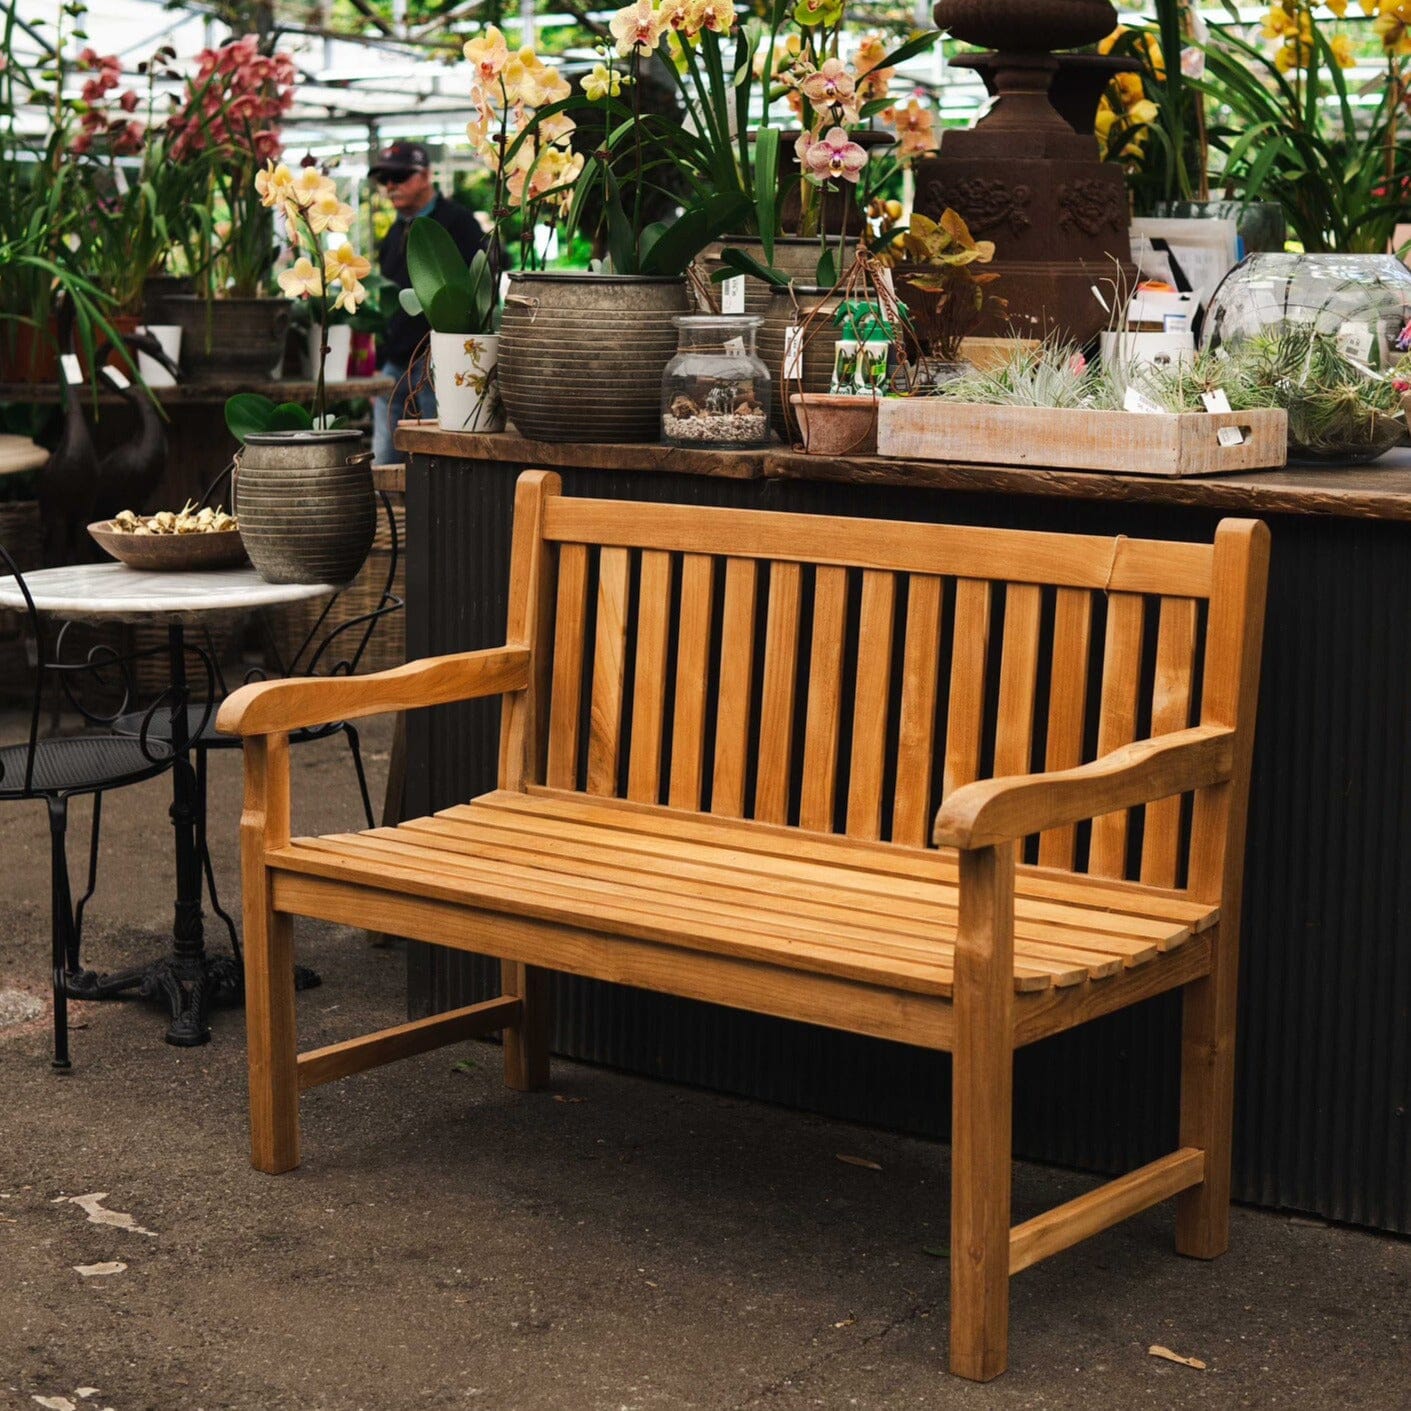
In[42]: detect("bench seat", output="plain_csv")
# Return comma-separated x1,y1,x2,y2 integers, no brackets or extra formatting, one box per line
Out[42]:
270,787,1218,1003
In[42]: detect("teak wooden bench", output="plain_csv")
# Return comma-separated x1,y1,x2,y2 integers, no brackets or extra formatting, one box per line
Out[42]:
218,471,1269,1381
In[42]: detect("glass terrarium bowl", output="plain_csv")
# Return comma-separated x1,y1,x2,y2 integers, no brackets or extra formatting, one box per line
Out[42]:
1201,253,1411,464
661,315,772,450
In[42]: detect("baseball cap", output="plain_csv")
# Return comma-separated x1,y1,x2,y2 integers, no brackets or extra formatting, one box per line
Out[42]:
369,141,430,180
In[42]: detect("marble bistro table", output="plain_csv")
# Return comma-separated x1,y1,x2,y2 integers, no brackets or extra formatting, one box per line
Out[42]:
0,562,336,1046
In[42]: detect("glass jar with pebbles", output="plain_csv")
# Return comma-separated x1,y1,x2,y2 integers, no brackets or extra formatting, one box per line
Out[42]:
661,316,772,450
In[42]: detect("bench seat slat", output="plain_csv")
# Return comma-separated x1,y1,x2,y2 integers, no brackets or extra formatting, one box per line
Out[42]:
481,789,1220,932
415,810,1174,954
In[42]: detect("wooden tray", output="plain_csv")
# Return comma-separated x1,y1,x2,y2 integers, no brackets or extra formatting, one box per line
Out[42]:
876,401,1288,477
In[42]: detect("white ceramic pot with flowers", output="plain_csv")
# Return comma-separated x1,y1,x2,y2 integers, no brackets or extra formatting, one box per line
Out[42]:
400,220,505,435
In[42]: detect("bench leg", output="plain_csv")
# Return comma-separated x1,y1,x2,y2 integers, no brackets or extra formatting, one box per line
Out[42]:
1175,930,1236,1258
501,960,550,1091
950,844,1014,1382
245,868,300,1174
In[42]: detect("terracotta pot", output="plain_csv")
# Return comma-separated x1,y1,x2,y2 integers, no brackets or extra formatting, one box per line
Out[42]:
498,272,688,443
234,428,375,585
790,393,879,456
0,321,58,385
164,294,291,382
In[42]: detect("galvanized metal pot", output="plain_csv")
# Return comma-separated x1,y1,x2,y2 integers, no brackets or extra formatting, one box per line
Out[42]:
498,272,689,443
165,295,290,382
234,429,375,585
757,285,846,441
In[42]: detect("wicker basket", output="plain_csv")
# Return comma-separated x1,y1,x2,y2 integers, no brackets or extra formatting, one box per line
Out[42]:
265,495,405,676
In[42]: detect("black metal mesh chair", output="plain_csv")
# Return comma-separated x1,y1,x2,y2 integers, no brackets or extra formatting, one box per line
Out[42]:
0,544,202,1069
113,474,403,950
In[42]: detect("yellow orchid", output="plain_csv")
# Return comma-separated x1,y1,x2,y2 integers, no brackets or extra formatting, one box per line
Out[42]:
289,165,335,207
254,160,296,207
581,62,623,100
307,190,355,234
277,256,323,299
332,278,367,314
463,25,509,85
1376,0,1411,52
324,243,373,287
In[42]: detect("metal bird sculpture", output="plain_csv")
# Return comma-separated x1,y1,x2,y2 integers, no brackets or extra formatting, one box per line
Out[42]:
38,300,100,565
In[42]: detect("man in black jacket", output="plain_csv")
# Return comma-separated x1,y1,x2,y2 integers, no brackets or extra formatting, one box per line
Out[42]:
369,141,486,462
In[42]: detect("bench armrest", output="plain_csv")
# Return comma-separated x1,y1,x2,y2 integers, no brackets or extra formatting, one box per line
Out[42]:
932,724,1235,851
216,646,531,738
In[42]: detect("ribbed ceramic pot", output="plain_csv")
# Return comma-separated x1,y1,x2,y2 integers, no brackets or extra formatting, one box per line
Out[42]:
234,429,375,585
165,295,291,382
498,272,689,442
758,285,847,441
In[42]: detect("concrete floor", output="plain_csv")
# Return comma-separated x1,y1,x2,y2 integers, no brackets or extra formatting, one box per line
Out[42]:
1,711,1408,1410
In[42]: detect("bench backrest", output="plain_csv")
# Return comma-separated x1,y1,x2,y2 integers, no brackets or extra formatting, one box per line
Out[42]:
499,472,1269,902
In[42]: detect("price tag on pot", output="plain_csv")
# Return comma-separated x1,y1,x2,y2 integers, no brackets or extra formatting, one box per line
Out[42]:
783,325,804,381
1123,385,1164,415
721,276,746,315
1217,425,1247,447
103,365,131,391
61,354,83,386
1200,389,1232,414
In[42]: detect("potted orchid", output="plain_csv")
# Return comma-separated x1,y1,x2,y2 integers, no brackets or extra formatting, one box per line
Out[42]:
163,36,299,380
221,162,376,586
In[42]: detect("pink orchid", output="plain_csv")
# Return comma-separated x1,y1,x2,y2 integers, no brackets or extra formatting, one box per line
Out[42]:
800,58,855,112
802,126,868,183
118,89,140,112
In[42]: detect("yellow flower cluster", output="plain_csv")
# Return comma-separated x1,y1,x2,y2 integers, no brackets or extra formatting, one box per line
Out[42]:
1261,0,1405,70
462,27,581,216
1375,0,1411,53
257,161,371,312
1094,30,1160,161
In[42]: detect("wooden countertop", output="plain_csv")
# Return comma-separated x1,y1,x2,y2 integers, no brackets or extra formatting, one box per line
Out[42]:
395,423,1411,523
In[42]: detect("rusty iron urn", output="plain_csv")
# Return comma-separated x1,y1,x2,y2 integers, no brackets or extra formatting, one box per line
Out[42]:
907,0,1136,348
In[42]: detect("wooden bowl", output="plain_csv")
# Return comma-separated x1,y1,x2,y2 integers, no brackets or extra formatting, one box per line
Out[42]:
88,521,249,572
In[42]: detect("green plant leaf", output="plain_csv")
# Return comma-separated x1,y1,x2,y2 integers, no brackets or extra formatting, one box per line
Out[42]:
267,401,315,432
406,218,471,331
816,247,836,289
873,29,940,72
224,392,278,442
754,126,780,263
640,192,753,277
712,246,790,287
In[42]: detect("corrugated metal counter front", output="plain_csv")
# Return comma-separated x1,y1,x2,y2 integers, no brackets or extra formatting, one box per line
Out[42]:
394,425,1411,1236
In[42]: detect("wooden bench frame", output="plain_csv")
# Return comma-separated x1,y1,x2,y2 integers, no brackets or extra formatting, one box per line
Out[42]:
218,472,1270,1381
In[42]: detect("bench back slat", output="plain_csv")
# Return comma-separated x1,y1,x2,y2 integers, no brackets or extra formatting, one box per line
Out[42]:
1036,587,1093,870
846,570,898,841
1140,595,1200,887
755,562,802,826
545,540,589,791
669,552,715,811
800,566,849,832
627,549,672,804
712,557,759,818
891,574,944,848
517,485,1265,895
1089,592,1146,877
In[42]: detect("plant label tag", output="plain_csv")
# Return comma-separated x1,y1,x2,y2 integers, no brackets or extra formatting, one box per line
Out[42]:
1217,425,1246,447
1123,386,1164,415
1163,313,1189,332
1200,389,1232,414
720,276,745,315
1337,321,1373,361
723,336,746,357
783,326,804,380
102,365,131,390
61,354,83,386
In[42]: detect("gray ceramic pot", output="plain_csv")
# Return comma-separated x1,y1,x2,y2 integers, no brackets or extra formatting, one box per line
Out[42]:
234,429,375,585
165,295,290,382
498,272,689,442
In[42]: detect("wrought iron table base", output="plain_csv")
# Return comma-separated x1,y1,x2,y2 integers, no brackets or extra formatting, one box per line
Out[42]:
66,956,320,1047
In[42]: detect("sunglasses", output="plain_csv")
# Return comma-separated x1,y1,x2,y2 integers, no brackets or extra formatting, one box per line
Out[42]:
379,171,421,188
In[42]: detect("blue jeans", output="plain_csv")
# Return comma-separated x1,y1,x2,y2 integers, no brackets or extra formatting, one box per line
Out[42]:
372,355,436,464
